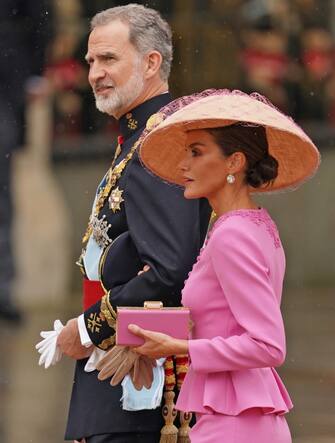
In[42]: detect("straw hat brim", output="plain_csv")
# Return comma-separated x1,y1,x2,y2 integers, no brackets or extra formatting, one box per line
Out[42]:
140,94,320,193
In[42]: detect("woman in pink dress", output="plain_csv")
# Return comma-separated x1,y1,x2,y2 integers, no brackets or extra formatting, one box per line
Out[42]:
121,91,320,442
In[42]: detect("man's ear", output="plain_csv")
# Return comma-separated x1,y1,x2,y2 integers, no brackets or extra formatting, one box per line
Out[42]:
144,51,163,79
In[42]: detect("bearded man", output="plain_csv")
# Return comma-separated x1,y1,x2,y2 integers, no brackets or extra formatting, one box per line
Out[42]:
57,4,211,443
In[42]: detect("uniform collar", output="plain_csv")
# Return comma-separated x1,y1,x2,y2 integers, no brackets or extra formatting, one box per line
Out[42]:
118,92,171,141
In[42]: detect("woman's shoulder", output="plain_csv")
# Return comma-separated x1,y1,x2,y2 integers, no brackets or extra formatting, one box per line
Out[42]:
208,208,281,250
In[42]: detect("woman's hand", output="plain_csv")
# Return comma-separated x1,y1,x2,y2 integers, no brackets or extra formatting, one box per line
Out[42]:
128,324,188,359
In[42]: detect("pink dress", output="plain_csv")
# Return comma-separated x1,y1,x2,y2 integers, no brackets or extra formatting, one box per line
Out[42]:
176,208,293,443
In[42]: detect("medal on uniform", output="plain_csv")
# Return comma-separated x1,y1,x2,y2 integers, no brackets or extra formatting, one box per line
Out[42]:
126,112,138,130
91,214,112,248
109,187,124,213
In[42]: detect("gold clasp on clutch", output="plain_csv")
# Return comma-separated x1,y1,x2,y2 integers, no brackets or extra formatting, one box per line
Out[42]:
144,301,163,309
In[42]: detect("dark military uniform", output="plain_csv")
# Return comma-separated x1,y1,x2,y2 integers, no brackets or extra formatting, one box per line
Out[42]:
65,93,211,442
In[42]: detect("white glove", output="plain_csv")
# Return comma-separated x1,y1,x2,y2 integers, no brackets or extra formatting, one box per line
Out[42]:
35,319,64,368
84,348,107,372
36,319,106,371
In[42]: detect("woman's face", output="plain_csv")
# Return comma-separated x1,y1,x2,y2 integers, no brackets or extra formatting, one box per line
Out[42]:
180,129,231,200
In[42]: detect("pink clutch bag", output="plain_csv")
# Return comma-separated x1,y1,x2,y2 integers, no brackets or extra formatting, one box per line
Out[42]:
116,301,190,346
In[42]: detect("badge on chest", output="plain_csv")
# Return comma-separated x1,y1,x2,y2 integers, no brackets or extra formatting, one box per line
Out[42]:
108,186,124,213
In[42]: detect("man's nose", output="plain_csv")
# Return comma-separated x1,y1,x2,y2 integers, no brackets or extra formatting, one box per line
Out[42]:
88,62,106,84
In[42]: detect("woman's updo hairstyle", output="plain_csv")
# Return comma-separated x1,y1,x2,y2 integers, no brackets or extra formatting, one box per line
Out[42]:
207,123,279,188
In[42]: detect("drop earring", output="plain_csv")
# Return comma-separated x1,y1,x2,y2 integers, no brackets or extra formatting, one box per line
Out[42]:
226,174,235,184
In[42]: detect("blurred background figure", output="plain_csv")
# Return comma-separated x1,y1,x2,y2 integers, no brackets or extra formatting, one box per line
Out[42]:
300,27,335,121
0,0,51,323
239,19,290,111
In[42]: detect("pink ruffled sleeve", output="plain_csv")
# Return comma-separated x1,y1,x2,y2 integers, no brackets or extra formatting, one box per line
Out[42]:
188,224,286,373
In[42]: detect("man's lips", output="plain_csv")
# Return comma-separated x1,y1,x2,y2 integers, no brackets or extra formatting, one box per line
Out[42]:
95,85,114,94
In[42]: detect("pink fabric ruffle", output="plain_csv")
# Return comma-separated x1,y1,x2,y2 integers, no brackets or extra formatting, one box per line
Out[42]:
176,365,293,416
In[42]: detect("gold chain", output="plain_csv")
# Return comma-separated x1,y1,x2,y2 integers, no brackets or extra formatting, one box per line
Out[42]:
82,139,141,244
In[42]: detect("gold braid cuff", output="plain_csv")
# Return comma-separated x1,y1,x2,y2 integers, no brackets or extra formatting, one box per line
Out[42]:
98,335,116,350
100,292,117,329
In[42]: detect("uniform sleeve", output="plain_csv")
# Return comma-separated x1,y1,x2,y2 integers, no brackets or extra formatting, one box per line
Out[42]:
189,224,286,373
84,153,211,349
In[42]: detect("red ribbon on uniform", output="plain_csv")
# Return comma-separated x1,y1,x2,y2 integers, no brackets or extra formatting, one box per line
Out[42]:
83,278,105,311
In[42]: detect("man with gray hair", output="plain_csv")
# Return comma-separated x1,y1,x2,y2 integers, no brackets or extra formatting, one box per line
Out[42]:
57,4,210,442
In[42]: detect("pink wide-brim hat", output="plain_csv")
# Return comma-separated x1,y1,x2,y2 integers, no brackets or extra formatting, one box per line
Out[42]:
140,90,320,193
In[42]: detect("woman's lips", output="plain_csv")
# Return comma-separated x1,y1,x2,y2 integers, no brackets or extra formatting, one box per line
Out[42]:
183,176,194,185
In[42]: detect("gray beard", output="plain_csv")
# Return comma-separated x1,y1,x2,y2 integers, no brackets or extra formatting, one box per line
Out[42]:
94,67,144,116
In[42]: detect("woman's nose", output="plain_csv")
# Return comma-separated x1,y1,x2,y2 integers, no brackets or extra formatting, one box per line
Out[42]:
178,157,189,171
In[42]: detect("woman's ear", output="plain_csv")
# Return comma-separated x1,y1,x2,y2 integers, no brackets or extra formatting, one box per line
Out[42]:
228,152,247,174
144,51,163,79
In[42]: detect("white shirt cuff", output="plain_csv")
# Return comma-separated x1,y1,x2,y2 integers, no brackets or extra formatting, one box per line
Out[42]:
78,314,93,347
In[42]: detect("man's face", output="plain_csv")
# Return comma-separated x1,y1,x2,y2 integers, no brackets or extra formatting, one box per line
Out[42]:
86,20,145,117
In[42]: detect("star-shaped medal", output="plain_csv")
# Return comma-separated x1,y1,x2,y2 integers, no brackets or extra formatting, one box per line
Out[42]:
109,187,124,213
91,215,112,248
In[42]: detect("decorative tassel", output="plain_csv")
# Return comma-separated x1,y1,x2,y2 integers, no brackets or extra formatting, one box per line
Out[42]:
177,411,192,443
164,356,176,391
159,390,178,443
175,355,189,391
160,357,178,443
161,355,193,443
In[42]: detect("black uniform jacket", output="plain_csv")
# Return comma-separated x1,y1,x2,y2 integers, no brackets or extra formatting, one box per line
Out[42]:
65,93,211,440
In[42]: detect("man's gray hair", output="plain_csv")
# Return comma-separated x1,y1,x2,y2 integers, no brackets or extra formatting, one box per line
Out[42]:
91,4,173,82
